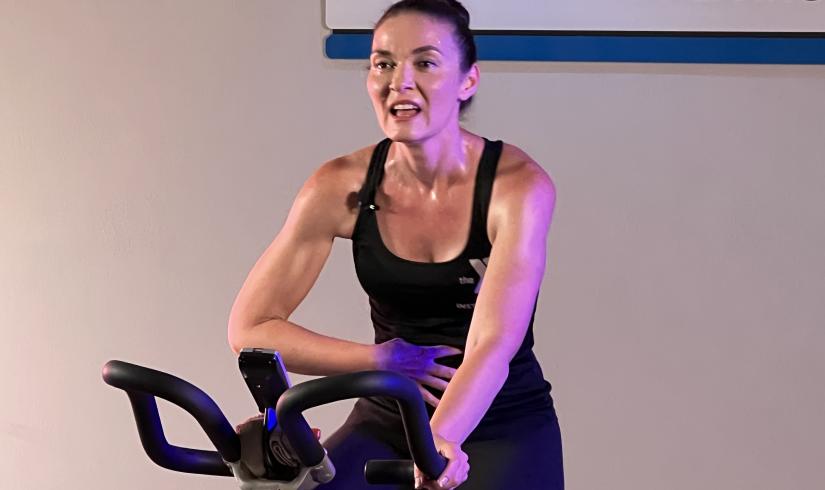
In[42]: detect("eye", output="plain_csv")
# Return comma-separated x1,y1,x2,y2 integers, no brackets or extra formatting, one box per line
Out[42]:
372,60,394,70
417,60,437,69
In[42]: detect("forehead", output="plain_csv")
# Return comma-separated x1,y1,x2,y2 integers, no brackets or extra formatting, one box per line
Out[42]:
371,12,458,56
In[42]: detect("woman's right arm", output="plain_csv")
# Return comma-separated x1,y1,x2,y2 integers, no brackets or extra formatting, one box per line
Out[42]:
227,158,375,375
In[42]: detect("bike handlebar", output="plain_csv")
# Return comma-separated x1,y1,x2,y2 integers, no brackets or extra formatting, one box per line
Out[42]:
101,360,239,476
276,371,447,480
102,361,447,484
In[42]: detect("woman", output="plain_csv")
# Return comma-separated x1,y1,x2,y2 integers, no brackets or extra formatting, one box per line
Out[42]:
228,1,562,488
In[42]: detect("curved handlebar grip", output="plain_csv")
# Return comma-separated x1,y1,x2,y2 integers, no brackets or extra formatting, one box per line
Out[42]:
101,360,239,476
364,459,415,485
276,370,447,480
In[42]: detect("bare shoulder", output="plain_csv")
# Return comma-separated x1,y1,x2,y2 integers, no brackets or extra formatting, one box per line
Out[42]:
297,143,376,238
309,144,374,197
495,142,556,207
486,142,556,242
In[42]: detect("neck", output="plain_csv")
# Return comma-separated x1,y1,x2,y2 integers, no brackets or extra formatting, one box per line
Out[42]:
388,125,472,190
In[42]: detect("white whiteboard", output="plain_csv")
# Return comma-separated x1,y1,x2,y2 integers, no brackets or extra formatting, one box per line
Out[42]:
325,0,825,33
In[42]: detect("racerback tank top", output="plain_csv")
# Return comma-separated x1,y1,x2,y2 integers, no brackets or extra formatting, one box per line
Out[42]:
351,137,555,429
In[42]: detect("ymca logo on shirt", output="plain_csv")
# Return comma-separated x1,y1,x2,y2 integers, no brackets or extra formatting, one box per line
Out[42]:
456,257,489,309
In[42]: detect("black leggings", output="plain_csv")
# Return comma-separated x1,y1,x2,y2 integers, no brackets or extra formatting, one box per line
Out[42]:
319,399,564,489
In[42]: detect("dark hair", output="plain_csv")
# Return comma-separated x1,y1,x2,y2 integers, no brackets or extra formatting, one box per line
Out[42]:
375,0,478,114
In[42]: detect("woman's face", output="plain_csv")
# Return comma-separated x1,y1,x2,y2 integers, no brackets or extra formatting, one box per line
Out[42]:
367,12,477,143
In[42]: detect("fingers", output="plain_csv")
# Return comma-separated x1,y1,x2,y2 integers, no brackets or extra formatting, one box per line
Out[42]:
427,363,458,380
415,451,470,489
417,384,441,407
414,465,423,486
418,374,449,392
427,345,463,360
435,453,470,489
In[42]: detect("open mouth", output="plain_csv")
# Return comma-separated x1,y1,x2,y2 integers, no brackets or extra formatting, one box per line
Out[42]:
389,103,422,118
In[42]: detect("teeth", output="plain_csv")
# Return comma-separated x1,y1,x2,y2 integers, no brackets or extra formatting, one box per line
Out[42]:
393,104,419,111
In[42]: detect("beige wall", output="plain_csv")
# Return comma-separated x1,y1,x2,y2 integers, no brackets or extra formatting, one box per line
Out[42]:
2,1,824,489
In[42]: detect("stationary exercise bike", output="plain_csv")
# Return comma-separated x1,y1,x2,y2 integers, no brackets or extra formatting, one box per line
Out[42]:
102,348,447,489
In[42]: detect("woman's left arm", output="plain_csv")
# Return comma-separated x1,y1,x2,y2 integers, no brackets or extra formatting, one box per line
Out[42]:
415,158,556,489
430,158,556,444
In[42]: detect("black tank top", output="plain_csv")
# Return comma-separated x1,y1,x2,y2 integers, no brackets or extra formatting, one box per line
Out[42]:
351,138,554,430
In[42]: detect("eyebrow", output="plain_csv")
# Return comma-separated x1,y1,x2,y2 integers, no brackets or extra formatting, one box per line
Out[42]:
371,45,443,57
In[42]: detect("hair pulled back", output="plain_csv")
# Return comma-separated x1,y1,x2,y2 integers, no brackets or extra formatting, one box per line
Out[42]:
375,0,477,114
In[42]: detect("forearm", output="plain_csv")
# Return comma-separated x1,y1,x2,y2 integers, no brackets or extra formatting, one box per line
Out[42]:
428,343,510,444
228,318,376,376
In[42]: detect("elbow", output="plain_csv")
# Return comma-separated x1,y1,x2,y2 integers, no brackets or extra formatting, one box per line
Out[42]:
227,314,286,355
226,304,257,355
227,301,247,355
226,314,256,356
227,321,245,356
465,336,518,367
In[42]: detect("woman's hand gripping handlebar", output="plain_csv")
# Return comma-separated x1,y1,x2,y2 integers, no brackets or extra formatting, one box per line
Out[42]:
275,370,448,484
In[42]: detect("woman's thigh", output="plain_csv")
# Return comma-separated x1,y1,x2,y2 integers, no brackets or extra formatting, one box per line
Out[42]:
460,414,564,490
321,406,411,489
321,404,563,490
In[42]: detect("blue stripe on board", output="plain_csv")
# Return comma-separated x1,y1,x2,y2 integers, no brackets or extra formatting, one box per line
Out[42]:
325,32,825,64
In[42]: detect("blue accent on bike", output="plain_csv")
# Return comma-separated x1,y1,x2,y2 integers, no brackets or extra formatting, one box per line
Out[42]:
266,407,278,431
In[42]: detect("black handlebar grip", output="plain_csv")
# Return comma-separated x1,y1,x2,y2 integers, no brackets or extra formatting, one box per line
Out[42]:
364,459,415,485
102,360,239,475
276,371,447,479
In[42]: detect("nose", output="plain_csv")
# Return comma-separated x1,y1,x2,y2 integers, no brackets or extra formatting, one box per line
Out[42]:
389,62,415,92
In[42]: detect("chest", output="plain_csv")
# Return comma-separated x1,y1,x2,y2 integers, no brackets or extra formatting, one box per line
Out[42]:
374,182,477,264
